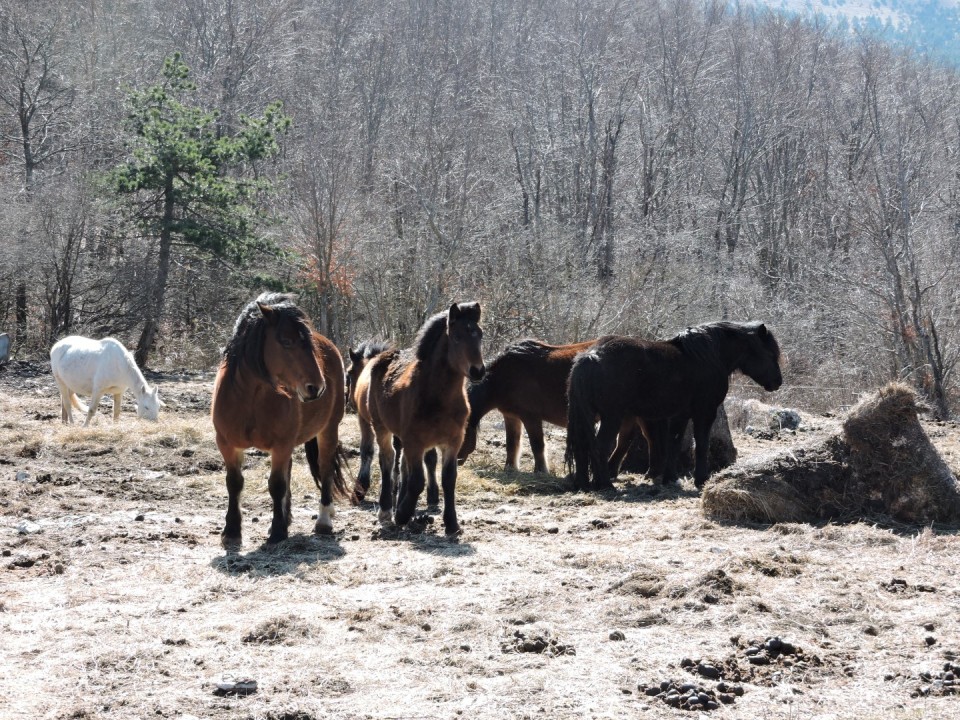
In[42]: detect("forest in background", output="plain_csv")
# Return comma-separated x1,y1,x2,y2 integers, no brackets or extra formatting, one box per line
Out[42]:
1,0,959,416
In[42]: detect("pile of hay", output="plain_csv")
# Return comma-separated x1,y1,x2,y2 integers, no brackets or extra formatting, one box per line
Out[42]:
702,384,960,525
621,406,737,476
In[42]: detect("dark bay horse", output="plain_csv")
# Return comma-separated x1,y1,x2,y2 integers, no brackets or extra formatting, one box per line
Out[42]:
347,340,438,505
565,321,782,491
458,339,641,474
356,302,485,536
211,293,348,547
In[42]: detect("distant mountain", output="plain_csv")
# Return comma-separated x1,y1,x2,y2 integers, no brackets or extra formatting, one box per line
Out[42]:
754,0,960,66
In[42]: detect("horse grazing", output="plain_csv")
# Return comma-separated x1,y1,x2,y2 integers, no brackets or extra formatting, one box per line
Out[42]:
565,321,782,491
347,340,438,505
458,339,642,474
211,293,348,547
50,336,162,425
357,302,484,536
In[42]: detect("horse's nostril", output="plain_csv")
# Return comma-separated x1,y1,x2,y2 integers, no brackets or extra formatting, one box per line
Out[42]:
305,384,321,399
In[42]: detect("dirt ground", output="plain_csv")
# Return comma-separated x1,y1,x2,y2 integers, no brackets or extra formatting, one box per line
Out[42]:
2,361,960,720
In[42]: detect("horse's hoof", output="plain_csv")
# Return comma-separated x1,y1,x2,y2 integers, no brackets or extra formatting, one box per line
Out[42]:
377,508,394,526
314,522,334,536
445,524,462,538
221,534,242,552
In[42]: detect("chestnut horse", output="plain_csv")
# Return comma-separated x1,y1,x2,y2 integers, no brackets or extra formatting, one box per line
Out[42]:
211,293,348,547
457,339,642,474
355,302,485,536
565,321,782,491
346,340,438,505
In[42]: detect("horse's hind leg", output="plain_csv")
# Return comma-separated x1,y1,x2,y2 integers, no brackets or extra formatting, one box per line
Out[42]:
523,418,549,474
311,425,342,535
591,416,621,490
55,381,72,424
84,388,105,426
112,393,122,422
219,442,245,549
691,409,715,489
425,448,439,506
394,445,426,529
266,449,294,544
503,414,522,470
376,431,396,525
607,418,642,479
354,417,376,503
439,445,461,537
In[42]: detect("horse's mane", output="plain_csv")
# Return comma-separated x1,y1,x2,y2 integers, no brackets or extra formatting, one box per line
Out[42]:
355,339,393,360
671,321,779,365
412,311,450,362
223,292,314,381
502,339,550,359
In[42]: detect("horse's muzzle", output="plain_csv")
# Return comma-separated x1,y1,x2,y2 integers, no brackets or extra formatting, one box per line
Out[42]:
469,364,486,382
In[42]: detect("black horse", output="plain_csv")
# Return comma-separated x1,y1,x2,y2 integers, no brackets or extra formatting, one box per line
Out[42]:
565,321,782,491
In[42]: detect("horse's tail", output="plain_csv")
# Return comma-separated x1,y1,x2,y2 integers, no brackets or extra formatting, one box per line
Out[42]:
70,393,89,413
564,353,598,487
305,438,353,502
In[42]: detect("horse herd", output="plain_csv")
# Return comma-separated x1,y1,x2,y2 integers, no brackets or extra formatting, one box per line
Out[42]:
48,292,783,547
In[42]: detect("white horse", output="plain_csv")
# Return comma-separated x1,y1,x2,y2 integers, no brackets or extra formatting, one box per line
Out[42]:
50,336,163,425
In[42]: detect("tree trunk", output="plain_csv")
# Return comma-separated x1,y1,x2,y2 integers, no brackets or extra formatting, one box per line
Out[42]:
135,177,175,368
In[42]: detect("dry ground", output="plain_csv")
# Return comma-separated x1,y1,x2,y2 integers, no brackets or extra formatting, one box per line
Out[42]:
2,362,960,720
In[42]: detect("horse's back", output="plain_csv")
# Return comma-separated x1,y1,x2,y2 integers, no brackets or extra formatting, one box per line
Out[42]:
489,338,595,424
51,336,130,393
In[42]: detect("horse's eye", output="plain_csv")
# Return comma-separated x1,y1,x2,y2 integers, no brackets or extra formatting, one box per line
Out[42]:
279,337,293,348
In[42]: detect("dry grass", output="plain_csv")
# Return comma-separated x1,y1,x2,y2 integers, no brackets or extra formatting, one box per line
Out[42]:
2,370,960,719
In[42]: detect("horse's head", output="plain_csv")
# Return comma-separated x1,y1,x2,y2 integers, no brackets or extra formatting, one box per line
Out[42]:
447,302,485,381
259,301,325,402
739,323,783,392
137,386,163,421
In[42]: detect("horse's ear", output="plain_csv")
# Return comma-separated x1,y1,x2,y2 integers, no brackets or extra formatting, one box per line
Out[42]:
449,303,462,322
257,302,278,325
454,301,481,322
349,347,362,363
757,323,768,339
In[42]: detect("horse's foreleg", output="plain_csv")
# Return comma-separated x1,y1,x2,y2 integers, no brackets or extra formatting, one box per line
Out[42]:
112,393,122,422
354,418,376,503
376,432,396,525
691,410,714,489
394,446,426,528
523,418,550,474
425,448,439,506
439,446,461,537
219,443,245,549
266,450,294,544
503,414,522,470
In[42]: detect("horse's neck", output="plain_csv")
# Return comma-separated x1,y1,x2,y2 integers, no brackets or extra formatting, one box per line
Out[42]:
123,356,150,396
424,338,463,397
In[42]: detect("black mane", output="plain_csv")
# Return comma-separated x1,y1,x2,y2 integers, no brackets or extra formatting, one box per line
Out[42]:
223,292,314,381
502,339,551,360
412,311,450,362
671,321,779,366
354,339,393,361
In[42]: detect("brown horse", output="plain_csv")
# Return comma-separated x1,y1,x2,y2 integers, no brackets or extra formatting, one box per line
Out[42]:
565,321,782,491
355,302,485,536
211,293,348,547
346,340,438,505
457,339,642,474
